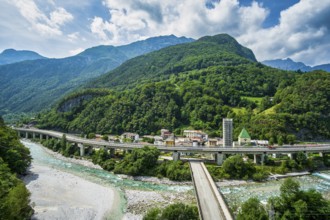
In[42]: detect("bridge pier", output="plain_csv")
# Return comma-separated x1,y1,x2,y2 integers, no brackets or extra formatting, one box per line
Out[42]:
40,134,43,140
33,132,36,139
253,154,257,164
215,152,224,165
78,143,85,156
110,148,115,157
46,135,49,140
319,152,324,157
287,153,293,159
261,153,265,165
25,132,29,139
173,151,180,161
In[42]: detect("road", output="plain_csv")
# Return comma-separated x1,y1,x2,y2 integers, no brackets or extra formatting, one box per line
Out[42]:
15,127,330,154
190,161,232,220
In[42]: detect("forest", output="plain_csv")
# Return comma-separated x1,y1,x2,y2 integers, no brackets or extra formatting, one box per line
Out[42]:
0,116,33,219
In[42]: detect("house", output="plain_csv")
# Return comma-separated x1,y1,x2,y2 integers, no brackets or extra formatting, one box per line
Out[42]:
154,136,165,146
238,128,251,146
121,132,139,142
165,138,175,146
183,130,208,141
206,139,218,147
161,129,172,139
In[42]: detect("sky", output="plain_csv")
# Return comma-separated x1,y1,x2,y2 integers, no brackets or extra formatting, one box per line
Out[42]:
0,0,329,66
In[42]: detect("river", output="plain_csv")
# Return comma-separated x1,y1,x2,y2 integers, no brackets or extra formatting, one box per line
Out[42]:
22,140,194,219
23,140,330,219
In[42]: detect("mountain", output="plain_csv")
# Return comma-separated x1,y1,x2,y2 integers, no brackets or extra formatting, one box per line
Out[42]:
38,34,316,137
88,33,257,90
0,49,47,65
262,58,330,72
262,58,311,71
0,35,193,116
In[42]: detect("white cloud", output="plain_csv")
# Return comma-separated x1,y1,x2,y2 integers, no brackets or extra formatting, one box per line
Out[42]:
69,47,84,56
89,0,330,66
93,0,268,45
9,0,73,37
238,0,330,65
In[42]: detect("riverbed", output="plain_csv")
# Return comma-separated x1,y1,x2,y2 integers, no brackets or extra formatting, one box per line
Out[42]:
21,140,195,220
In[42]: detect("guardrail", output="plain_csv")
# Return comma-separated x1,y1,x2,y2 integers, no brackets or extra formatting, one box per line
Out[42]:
189,162,204,220
200,162,233,220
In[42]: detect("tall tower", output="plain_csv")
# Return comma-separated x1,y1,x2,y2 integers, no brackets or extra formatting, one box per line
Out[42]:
223,118,233,148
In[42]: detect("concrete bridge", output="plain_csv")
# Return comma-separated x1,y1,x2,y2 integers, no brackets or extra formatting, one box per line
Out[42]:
16,128,330,165
190,161,233,220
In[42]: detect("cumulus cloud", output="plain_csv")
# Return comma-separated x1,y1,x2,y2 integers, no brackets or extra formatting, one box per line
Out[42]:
91,0,330,65
236,0,330,65
10,0,73,37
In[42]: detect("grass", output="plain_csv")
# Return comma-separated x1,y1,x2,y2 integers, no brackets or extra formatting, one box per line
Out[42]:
261,104,279,114
241,96,263,106
232,107,247,114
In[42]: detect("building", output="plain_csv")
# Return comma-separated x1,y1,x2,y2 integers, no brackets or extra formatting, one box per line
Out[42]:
206,139,218,147
183,130,208,141
238,128,251,146
161,129,172,139
223,118,233,148
121,132,139,142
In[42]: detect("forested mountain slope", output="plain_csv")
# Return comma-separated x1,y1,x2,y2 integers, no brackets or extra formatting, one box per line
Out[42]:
0,116,33,218
36,34,330,141
0,35,193,117
0,49,46,65
88,34,257,90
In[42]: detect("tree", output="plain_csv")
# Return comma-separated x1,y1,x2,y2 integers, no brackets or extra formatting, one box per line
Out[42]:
222,155,256,179
269,178,330,220
143,203,198,220
237,197,268,220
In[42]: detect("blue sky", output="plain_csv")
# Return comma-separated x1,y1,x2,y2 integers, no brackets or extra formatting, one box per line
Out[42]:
1,0,329,66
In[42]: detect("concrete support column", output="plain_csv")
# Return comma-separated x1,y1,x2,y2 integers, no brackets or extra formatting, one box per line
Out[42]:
78,143,85,157
319,152,324,157
46,135,49,140
40,134,43,140
25,132,28,139
173,151,180,161
216,152,224,165
33,132,36,139
88,146,93,155
261,153,265,165
254,154,257,164
272,153,277,158
287,153,293,159
110,148,115,157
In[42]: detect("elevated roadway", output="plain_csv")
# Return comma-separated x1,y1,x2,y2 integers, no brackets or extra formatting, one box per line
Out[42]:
15,128,330,154
190,161,232,220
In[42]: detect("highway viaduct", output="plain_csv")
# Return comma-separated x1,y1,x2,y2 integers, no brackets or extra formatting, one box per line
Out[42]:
15,127,330,166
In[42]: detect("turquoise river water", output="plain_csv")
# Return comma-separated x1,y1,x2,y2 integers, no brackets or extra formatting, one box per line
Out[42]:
23,140,330,217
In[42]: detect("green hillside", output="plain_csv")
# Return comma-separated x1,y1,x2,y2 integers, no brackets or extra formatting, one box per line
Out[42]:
36,34,330,141
88,34,257,90
0,35,193,119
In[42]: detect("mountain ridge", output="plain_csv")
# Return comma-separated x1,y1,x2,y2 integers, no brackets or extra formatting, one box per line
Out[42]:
0,35,194,117
0,49,47,65
262,58,330,72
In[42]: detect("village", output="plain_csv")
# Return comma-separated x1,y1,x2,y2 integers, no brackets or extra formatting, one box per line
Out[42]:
103,118,269,149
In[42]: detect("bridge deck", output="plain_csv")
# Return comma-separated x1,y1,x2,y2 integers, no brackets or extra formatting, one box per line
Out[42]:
15,128,330,154
190,161,232,220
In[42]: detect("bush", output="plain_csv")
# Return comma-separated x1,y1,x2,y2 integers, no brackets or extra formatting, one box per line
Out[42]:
143,203,199,220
